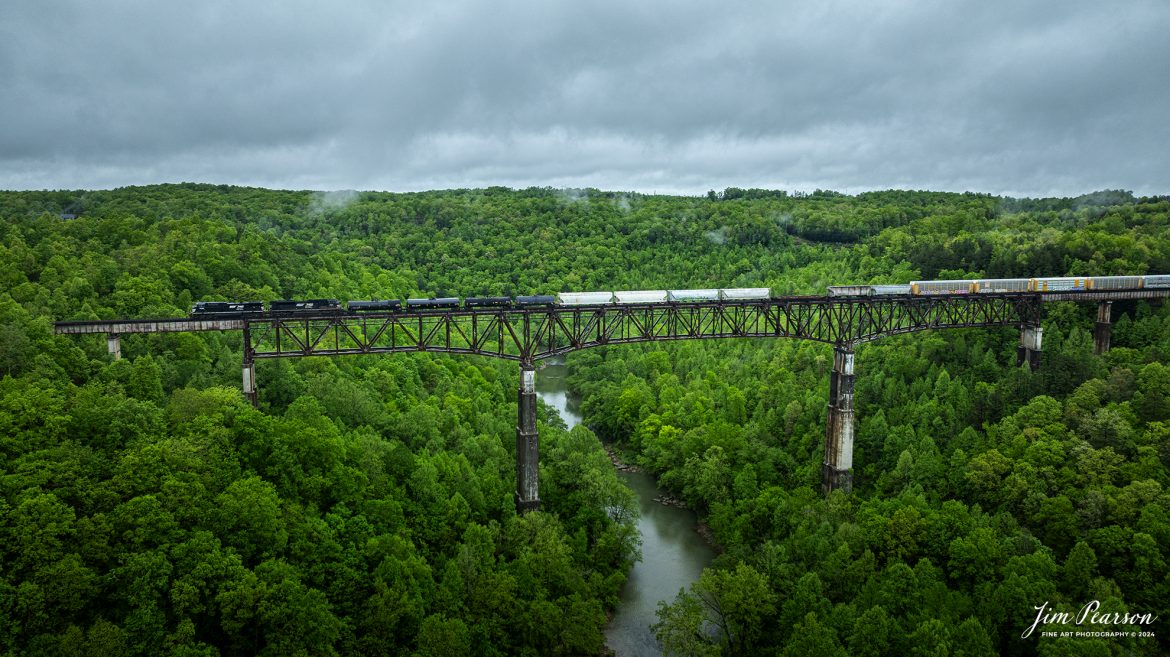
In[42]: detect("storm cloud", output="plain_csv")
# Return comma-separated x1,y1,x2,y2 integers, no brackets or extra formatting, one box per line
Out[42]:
2,0,1168,195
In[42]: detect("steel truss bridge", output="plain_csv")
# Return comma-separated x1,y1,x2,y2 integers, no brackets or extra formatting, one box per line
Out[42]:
56,294,1048,360
54,289,1169,510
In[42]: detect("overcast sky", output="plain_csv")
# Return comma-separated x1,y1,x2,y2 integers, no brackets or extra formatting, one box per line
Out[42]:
2,0,1168,197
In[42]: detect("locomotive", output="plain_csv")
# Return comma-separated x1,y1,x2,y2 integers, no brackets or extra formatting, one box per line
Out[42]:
189,301,265,316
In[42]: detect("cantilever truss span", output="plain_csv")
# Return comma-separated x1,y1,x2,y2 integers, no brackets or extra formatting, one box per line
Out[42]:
234,294,1044,362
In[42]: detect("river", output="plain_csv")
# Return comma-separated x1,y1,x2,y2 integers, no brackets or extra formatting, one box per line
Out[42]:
534,360,716,657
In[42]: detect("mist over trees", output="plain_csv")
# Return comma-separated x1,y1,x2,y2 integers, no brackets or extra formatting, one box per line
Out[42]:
1,184,1168,655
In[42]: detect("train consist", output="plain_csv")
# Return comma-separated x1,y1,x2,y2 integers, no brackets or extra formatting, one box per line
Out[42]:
189,288,771,316
828,275,1170,297
190,276,1170,317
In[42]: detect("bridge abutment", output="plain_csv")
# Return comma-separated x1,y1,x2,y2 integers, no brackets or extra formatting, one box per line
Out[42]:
516,364,541,512
1017,325,1043,371
823,345,855,494
1094,301,1112,355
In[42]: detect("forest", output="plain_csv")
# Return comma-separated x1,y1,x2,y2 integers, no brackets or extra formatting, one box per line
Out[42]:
1,183,1169,656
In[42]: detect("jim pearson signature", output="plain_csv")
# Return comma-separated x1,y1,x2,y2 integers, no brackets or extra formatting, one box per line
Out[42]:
1023,601,1159,639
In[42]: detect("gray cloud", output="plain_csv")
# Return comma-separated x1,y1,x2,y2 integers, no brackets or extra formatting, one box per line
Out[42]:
1,0,1167,196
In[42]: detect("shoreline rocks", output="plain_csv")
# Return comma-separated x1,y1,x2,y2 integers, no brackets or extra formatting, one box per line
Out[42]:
695,521,719,549
652,494,687,508
603,444,642,472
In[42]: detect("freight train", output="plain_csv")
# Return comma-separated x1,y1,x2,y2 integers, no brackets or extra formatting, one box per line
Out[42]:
189,276,1169,317
188,288,770,316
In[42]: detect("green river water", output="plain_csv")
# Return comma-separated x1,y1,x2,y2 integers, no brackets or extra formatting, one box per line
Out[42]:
534,360,716,657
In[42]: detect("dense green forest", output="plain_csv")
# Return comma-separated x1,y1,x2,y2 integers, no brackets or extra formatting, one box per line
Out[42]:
1,184,1169,656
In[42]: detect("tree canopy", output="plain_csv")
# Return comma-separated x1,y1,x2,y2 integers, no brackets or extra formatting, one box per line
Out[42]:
2,184,1169,655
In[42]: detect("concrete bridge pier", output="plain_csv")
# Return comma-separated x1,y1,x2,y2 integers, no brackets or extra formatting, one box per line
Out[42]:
242,325,258,407
107,333,122,360
823,345,855,494
1017,325,1043,371
1094,301,1112,355
242,359,257,407
516,363,541,512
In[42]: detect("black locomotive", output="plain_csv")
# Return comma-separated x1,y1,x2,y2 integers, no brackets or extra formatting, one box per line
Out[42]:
190,301,264,316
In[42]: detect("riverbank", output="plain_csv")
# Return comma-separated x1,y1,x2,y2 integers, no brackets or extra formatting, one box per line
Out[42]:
603,444,642,473
533,359,717,657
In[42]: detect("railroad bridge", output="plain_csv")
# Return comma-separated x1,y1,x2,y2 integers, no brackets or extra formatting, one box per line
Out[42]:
54,289,1168,511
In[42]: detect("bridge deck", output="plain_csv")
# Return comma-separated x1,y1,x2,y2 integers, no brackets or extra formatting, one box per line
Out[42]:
54,318,247,334
52,289,1168,336
1038,289,1170,301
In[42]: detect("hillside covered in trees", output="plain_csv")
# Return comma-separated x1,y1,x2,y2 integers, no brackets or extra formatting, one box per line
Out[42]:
1,184,1169,656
